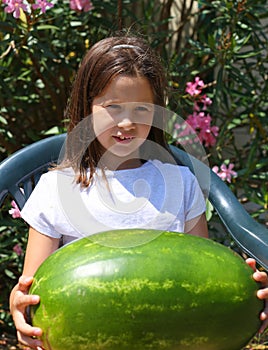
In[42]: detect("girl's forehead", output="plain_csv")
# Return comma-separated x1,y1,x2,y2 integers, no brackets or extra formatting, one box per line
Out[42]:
96,75,154,103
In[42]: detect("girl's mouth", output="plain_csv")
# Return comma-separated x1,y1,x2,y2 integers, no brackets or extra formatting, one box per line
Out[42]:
113,135,134,144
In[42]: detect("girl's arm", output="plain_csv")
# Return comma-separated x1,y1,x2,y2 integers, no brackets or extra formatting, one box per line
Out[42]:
22,227,60,276
185,213,209,238
10,227,59,349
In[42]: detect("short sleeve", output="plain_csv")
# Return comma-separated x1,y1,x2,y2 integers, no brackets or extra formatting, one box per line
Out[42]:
20,173,62,239
184,171,206,222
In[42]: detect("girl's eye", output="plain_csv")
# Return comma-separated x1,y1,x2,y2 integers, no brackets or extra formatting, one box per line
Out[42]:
135,105,152,112
104,103,153,115
107,104,121,110
135,106,147,112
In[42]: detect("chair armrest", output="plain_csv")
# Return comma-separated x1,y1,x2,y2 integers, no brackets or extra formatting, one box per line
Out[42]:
0,134,66,209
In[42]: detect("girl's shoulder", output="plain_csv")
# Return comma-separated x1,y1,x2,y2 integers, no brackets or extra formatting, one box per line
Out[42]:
38,168,75,186
147,159,201,189
147,159,193,176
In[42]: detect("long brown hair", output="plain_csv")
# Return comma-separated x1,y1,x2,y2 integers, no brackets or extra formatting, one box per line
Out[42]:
61,35,172,187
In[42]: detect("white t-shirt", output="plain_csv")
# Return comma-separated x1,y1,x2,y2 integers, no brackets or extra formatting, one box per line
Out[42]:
21,160,206,245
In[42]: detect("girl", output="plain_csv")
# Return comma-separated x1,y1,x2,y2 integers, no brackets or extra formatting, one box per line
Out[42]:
10,35,268,349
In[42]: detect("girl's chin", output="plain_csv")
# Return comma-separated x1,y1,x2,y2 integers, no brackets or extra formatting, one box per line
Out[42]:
99,150,142,170
105,143,141,157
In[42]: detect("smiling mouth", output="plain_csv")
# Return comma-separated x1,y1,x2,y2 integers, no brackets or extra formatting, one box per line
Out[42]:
113,135,134,143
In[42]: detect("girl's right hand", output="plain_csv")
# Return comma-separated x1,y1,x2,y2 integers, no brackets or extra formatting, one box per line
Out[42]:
10,275,44,349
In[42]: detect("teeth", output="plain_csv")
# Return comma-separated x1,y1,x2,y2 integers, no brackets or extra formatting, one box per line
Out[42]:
119,136,131,140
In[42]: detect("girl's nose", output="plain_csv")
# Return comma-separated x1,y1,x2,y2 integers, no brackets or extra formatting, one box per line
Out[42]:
117,117,135,130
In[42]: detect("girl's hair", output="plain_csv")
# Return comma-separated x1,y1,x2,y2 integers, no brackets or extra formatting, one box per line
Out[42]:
61,35,172,187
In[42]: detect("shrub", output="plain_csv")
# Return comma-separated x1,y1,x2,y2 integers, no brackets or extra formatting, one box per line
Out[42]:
0,0,267,345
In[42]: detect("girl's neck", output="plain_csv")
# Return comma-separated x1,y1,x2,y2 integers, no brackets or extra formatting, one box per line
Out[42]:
113,158,143,171
98,151,143,171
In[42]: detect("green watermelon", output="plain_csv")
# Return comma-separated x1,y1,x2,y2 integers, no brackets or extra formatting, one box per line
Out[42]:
29,229,262,350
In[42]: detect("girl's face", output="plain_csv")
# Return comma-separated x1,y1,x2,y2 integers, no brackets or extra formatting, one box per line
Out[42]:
92,75,154,169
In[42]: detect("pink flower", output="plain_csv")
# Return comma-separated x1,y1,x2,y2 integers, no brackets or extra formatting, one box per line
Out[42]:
199,128,217,147
186,112,219,147
175,77,218,147
69,0,93,12
212,163,237,183
199,123,219,147
193,94,212,112
13,243,23,256
9,200,21,219
200,94,212,110
32,0,54,13
173,122,199,145
3,0,28,18
185,77,204,96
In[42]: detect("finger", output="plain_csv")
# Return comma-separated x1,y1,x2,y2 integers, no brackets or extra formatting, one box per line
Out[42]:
246,258,268,287
254,270,268,286
17,331,43,349
18,276,34,292
13,309,42,338
257,287,268,300
245,258,257,271
13,293,40,310
259,313,268,333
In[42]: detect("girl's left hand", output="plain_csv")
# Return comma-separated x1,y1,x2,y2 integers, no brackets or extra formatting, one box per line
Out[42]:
246,258,268,333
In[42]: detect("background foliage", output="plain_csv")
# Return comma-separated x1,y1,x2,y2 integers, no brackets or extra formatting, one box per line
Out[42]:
0,0,267,347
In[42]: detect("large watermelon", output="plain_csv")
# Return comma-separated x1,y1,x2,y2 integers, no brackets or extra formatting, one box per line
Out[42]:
29,229,262,350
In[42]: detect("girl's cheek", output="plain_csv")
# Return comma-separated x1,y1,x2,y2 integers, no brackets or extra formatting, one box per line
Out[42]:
93,112,115,137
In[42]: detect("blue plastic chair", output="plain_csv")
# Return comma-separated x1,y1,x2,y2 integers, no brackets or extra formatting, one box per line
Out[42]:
0,133,267,269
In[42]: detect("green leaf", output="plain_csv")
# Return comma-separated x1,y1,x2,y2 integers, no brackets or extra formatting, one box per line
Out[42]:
0,115,8,125
206,200,214,222
235,50,262,59
36,25,60,31
4,269,16,279
43,126,62,135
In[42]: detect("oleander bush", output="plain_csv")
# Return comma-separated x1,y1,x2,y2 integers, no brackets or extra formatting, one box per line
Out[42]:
0,0,267,347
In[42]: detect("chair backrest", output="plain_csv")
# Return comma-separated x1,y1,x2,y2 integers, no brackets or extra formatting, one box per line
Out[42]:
1,134,268,269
